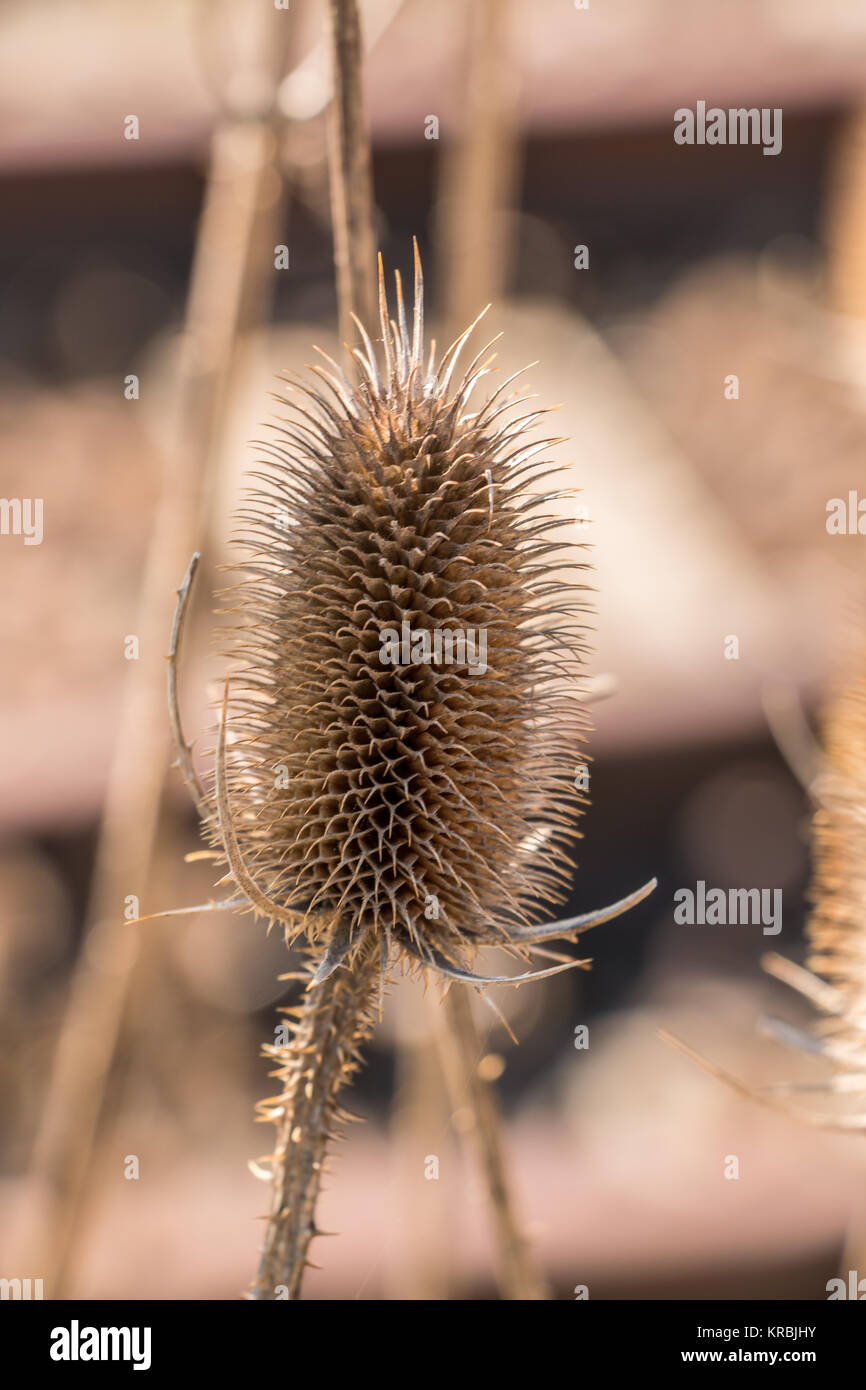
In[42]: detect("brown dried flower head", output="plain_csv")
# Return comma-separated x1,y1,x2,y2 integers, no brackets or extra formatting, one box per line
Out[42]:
212,246,652,988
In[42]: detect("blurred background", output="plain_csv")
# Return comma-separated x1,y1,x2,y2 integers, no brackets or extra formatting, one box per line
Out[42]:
2,0,866,1300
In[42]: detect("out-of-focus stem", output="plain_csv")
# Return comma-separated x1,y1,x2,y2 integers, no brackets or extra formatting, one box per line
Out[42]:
326,0,377,348
437,988,549,1300
385,981,454,1300
24,4,297,1299
435,0,521,342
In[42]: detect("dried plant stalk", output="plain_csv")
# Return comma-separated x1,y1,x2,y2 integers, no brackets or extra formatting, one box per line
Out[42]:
252,942,380,1298
436,0,521,339
386,984,455,1299
23,10,298,1297
326,0,376,347
438,988,548,1299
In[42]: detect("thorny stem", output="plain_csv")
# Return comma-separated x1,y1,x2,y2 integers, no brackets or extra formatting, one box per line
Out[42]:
251,943,380,1299
438,989,549,1299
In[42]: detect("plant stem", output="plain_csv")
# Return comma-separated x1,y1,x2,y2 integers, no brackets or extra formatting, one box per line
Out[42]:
435,0,520,342
438,988,549,1299
251,943,379,1299
23,9,298,1297
326,0,376,348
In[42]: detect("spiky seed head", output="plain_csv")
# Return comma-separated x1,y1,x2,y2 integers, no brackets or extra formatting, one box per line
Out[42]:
218,248,591,973
807,657,866,1073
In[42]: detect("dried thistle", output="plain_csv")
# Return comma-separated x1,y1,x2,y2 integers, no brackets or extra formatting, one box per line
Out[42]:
662,638,866,1132
165,245,655,1298
769,654,866,1120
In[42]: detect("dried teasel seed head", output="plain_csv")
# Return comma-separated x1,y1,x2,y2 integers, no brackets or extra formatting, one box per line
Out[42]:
805,650,866,1076
661,630,866,1129
214,247,593,977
